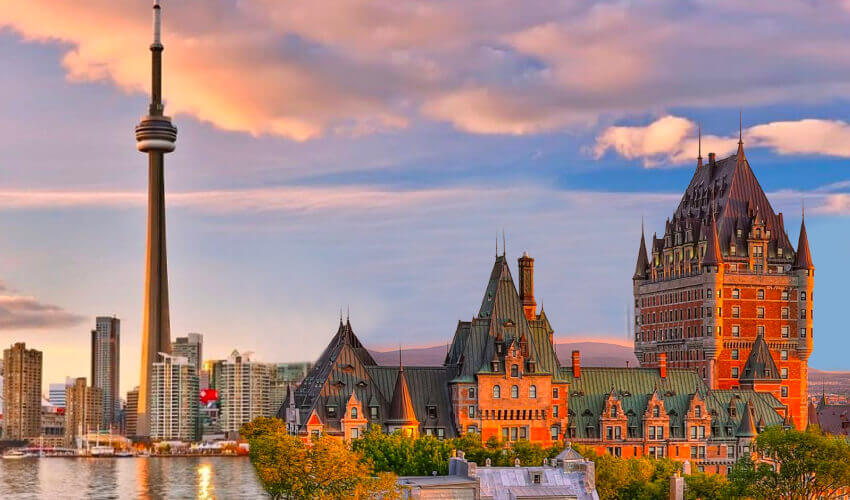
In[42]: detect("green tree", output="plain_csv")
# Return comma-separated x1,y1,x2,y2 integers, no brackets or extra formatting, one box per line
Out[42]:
241,419,399,499
684,472,729,500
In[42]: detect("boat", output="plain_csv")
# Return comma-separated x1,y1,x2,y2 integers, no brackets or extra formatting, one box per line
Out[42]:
2,450,29,459
90,446,115,457
114,451,136,458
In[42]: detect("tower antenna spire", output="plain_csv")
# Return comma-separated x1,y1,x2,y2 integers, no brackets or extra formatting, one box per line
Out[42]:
738,108,743,146
502,229,506,257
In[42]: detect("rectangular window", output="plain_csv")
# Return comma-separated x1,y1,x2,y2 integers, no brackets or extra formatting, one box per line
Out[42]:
782,290,789,300
607,426,613,440
615,427,621,439
782,326,790,338
370,406,378,419
781,386,789,397
469,406,476,418
781,350,788,360
781,308,789,319
326,406,337,419
757,307,765,319
503,428,509,441
781,368,788,379
732,349,739,360
468,388,476,399
553,405,559,418
699,426,705,439
801,291,807,301
757,289,765,300
757,325,765,335
690,426,696,439
657,426,664,440
437,428,445,439
732,306,740,318
519,427,527,440
553,388,559,399
732,289,740,299
510,427,518,441
727,447,735,458
427,405,438,419
732,367,739,378
801,309,807,319
732,325,740,337
649,427,656,440
801,328,807,337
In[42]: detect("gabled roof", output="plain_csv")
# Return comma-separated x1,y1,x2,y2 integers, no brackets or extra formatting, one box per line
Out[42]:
739,333,780,383
794,218,814,270
367,365,456,435
706,390,785,438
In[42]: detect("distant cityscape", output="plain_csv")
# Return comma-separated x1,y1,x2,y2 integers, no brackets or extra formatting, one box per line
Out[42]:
0,327,312,453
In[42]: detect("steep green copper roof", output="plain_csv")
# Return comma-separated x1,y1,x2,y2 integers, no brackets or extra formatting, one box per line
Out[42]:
446,255,565,382
740,333,780,383
705,390,785,438
562,367,705,439
367,366,457,437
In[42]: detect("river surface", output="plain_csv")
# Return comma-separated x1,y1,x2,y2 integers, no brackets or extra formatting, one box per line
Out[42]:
0,456,268,499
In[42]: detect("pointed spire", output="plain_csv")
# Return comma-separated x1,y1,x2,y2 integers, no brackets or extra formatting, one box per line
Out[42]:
701,214,723,267
502,229,507,257
697,123,703,169
794,210,814,270
388,362,418,425
634,220,650,279
740,332,780,384
736,109,746,162
736,401,758,438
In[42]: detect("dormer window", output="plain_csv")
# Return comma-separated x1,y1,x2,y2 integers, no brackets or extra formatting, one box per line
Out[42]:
350,407,358,419
730,245,736,256
611,406,618,418
468,388,476,399
370,406,379,419
652,406,660,418
427,405,438,419
492,361,500,372
737,228,742,237
326,405,338,419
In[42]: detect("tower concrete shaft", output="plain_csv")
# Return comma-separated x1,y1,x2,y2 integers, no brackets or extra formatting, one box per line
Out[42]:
135,0,177,438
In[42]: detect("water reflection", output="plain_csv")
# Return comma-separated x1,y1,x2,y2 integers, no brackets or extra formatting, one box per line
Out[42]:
0,457,266,499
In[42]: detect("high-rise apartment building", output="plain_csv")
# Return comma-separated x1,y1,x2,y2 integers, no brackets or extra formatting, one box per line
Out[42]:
219,350,270,436
91,316,120,429
125,387,139,437
172,333,203,374
633,139,813,428
2,343,43,440
150,354,199,441
65,377,103,447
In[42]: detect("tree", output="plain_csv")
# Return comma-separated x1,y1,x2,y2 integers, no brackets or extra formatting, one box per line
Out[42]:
241,419,399,499
352,425,454,476
577,446,680,500
743,426,850,499
684,472,729,500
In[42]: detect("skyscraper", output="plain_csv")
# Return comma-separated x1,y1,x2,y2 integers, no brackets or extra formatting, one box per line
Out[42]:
150,354,200,441
91,316,120,429
2,343,42,440
135,0,178,438
172,333,203,374
65,377,103,447
219,350,270,437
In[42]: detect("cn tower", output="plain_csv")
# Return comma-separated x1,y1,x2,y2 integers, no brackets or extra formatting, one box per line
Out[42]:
134,0,177,438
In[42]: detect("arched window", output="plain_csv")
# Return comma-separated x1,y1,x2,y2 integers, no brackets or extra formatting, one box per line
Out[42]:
529,385,537,398
511,364,519,377
511,385,519,398
653,406,660,418
350,407,358,419
493,385,501,399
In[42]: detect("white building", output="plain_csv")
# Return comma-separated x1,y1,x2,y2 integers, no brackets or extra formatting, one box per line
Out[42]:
219,350,270,436
150,353,199,442
48,378,75,409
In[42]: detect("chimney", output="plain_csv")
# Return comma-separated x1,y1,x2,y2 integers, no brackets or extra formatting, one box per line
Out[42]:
708,152,716,166
571,350,581,378
518,252,536,321
658,352,667,379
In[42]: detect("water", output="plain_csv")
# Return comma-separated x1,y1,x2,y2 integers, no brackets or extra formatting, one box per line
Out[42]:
0,456,269,499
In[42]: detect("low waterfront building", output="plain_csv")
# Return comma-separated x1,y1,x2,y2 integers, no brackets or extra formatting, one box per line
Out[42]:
40,406,66,447
150,353,200,442
398,451,599,499
219,350,270,437
65,377,103,447
2,343,43,440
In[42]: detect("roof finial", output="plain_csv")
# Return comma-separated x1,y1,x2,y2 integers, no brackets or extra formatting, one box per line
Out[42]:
398,344,403,369
738,108,743,146
802,197,805,221
346,305,350,323
340,307,343,323
502,229,506,257
641,216,645,236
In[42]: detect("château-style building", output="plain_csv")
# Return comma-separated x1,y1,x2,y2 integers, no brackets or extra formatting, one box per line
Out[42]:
633,137,813,428
280,246,793,473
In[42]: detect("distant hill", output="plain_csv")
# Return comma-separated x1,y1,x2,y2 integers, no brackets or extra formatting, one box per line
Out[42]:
370,341,638,368
372,344,849,397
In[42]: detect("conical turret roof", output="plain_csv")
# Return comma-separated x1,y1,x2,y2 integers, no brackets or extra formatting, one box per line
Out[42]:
634,230,650,279
388,364,418,425
794,218,814,270
702,216,723,267
740,333,780,383
737,401,758,438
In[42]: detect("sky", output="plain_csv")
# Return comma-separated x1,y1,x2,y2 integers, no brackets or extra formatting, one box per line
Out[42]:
1,1,850,396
